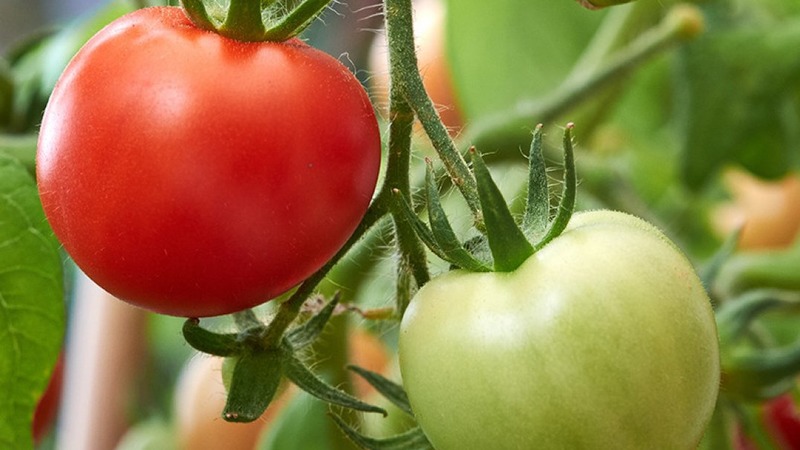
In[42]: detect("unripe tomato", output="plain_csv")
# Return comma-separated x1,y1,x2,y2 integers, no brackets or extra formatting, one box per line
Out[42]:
37,7,381,317
399,210,720,449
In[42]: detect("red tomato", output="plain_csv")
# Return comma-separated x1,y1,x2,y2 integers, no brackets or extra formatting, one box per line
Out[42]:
764,394,800,449
33,355,64,444
37,7,381,317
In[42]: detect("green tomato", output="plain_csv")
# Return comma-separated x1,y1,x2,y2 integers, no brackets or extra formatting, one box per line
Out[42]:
399,210,720,449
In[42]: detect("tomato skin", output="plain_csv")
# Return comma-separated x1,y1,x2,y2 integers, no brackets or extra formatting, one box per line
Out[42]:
399,210,720,449
37,7,381,317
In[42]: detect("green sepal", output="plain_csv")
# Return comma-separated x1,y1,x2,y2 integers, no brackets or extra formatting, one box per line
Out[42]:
723,341,800,402
392,190,489,272
182,318,244,357
716,239,800,296
285,294,340,350
180,0,333,42
262,0,334,41
522,124,548,239
470,148,534,272
347,365,413,416
701,226,742,302
423,162,492,272
331,414,434,450
283,353,387,416
223,349,283,422
531,124,577,252
179,0,219,32
715,289,800,344
716,290,800,401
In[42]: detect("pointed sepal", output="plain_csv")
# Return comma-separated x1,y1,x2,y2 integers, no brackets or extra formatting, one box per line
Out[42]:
532,123,577,251
347,365,413,416
470,148,534,272
283,353,387,415
223,349,283,422
331,414,434,450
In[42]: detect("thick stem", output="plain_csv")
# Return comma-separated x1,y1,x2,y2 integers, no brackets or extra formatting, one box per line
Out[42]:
384,0,483,228
385,71,430,300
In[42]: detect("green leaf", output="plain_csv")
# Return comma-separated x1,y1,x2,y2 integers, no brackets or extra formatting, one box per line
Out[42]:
445,0,603,126
0,134,37,176
283,353,387,416
0,154,65,449
223,349,283,423
257,391,335,450
347,365,413,416
532,124,577,251
675,13,800,189
331,415,434,450
470,149,533,272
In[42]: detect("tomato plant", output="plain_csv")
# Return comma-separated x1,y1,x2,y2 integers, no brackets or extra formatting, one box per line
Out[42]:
36,6,381,317
399,210,720,449
7,0,800,449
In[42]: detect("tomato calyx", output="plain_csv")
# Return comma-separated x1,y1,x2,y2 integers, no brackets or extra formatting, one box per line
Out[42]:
715,289,800,402
182,295,386,423
394,123,577,273
180,0,332,42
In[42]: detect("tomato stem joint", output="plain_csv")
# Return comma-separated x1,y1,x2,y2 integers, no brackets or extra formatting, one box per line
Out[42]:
180,0,334,42
395,124,577,273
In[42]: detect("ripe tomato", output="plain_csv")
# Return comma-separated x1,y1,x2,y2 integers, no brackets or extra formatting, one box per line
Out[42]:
37,7,381,317
763,394,800,449
399,211,720,449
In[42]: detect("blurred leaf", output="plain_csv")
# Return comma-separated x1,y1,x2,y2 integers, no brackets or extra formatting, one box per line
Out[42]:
0,154,65,449
7,0,136,132
257,391,336,450
674,12,800,189
444,0,604,126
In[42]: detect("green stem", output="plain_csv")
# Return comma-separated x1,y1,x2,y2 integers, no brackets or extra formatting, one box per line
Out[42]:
220,0,267,41
384,0,482,229
462,4,704,152
384,76,430,307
